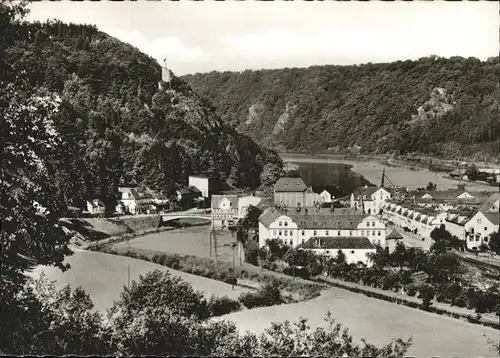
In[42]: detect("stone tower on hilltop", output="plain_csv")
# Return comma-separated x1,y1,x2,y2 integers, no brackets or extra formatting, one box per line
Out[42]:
158,57,172,90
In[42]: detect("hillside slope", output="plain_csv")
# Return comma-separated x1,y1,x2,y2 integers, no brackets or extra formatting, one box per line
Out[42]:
7,21,282,208
183,56,500,162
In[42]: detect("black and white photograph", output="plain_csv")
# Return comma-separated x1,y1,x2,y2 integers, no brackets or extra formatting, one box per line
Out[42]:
1,0,499,356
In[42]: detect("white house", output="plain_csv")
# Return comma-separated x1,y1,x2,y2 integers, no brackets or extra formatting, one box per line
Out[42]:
258,207,386,249
238,195,263,219
463,211,499,250
86,199,105,215
211,194,238,227
301,236,376,267
118,186,155,215
351,187,392,216
319,190,334,203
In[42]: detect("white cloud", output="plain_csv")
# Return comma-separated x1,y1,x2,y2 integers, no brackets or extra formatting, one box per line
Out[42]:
103,28,206,65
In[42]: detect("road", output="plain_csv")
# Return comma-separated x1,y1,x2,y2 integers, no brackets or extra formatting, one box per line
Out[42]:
386,224,433,251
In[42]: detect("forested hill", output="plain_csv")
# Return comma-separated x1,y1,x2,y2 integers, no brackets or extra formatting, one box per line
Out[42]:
7,21,282,208
183,56,500,162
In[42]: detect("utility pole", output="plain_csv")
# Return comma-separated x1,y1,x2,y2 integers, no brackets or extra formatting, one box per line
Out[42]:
232,244,235,290
127,264,130,290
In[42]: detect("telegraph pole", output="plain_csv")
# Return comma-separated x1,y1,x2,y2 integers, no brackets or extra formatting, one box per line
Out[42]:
127,264,130,289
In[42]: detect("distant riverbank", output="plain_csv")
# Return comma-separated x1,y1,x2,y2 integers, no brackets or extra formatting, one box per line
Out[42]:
280,154,498,192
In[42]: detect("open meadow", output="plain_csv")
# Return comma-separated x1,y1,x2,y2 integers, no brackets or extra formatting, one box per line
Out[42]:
218,287,498,357
28,249,250,313
112,225,242,265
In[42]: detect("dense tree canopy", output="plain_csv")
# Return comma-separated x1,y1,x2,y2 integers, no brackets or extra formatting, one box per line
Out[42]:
184,56,500,162
5,16,282,210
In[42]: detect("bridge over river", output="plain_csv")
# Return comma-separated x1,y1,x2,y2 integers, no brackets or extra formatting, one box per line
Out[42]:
161,212,212,223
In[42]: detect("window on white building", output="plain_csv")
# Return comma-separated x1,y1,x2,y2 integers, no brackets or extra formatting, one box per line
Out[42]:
302,239,305,244
351,250,355,254
484,227,487,231
279,231,282,235
279,221,283,226
313,230,317,236
361,230,365,236
284,231,288,236
284,221,288,226
337,231,341,236
378,231,381,236
326,250,330,254
484,237,489,242
477,218,482,224
349,231,353,236
475,237,479,242
326,230,329,236
301,230,305,235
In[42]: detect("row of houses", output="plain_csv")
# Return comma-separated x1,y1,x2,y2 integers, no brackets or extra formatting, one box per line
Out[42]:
381,192,499,250
84,175,237,216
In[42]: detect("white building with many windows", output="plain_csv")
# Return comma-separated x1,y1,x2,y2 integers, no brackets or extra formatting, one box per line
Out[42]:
258,207,386,250
300,236,376,267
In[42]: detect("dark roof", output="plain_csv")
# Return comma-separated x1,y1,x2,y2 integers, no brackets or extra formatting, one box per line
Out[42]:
177,185,202,196
211,194,238,209
481,211,499,226
87,199,105,208
387,228,404,240
301,236,376,250
274,177,307,193
259,208,283,226
287,212,366,230
478,193,500,212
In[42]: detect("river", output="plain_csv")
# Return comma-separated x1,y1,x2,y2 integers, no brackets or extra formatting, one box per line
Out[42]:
281,155,498,195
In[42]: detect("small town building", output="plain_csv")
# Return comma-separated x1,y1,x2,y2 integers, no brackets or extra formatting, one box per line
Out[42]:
211,194,238,227
258,207,386,249
188,175,221,199
176,185,202,210
118,186,156,215
464,211,500,250
86,199,105,215
478,193,500,213
351,186,392,215
273,177,319,208
301,236,376,267
385,227,404,253
318,189,334,203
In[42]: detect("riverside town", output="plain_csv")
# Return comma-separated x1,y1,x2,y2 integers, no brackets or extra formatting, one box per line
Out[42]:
2,1,499,357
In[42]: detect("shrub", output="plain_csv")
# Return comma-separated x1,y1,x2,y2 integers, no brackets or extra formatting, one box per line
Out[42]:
238,281,283,309
151,254,162,264
207,295,242,317
406,284,417,297
418,284,435,310
436,293,446,303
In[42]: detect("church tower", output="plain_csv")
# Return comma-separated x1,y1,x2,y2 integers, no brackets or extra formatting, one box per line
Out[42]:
158,57,172,90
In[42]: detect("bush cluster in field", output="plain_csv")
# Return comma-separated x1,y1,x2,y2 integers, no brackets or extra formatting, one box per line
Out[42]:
101,247,322,303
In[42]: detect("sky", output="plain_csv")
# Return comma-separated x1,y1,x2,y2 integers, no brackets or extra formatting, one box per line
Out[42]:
27,1,499,76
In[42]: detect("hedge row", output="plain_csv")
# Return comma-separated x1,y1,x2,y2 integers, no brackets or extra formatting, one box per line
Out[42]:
100,247,322,302
83,226,173,250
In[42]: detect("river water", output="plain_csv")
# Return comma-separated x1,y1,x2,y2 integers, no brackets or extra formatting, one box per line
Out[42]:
281,155,498,196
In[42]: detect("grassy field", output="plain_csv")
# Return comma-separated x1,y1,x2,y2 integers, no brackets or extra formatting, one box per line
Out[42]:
111,226,241,264
218,288,498,357
28,250,250,313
